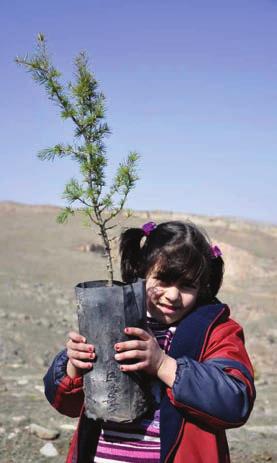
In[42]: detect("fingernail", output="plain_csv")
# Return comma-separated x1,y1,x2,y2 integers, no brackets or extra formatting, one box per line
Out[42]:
120,365,124,371
125,327,129,333
88,346,93,352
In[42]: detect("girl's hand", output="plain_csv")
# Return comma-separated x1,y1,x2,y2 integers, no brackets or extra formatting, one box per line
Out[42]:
114,327,165,377
66,331,95,378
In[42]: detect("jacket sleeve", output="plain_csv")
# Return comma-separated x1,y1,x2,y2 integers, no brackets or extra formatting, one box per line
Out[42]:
43,349,84,418
167,319,255,429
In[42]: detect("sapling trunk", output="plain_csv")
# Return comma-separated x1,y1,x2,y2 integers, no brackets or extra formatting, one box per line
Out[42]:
99,220,114,286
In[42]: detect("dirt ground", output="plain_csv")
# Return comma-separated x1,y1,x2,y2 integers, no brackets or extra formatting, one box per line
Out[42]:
0,202,276,462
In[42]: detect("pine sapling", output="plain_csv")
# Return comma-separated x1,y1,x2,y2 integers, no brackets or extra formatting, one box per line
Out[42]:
16,34,139,285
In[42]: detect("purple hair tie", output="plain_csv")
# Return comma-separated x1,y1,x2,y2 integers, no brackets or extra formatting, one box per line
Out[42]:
210,245,222,259
142,221,157,236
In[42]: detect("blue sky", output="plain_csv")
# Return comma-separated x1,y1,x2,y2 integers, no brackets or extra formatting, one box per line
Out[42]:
1,0,277,223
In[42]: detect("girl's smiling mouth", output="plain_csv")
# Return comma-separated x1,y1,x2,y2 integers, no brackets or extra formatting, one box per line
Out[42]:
158,303,180,312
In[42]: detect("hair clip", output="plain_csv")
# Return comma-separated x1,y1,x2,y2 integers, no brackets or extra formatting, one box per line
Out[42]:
142,221,157,236
210,245,222,259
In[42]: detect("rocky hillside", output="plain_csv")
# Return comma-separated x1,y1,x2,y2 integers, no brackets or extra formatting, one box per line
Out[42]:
0,202,276,462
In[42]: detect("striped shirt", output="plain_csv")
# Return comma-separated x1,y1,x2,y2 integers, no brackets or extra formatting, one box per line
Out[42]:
94,317,177,463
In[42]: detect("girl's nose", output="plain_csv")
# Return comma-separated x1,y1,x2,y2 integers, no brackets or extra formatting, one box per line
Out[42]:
164,285,180,303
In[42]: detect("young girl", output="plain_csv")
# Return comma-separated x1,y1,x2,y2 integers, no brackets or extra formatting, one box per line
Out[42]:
44,221,255,463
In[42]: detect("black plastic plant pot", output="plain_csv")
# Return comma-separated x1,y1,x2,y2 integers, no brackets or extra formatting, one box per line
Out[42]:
75,279,151,423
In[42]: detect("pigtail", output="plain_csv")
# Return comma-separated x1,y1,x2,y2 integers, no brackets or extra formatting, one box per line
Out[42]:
120,228,145,283
209,256,224,298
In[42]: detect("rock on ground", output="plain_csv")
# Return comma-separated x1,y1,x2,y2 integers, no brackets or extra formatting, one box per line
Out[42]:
29,423,60,440
40,442,59,457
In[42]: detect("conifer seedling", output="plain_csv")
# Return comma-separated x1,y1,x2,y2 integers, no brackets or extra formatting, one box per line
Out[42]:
16,34,139,285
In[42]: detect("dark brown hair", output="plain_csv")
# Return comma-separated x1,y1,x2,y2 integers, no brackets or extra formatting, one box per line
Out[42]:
120,221,224,302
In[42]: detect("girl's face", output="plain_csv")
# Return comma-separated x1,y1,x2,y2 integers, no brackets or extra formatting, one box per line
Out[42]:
146,270,199,324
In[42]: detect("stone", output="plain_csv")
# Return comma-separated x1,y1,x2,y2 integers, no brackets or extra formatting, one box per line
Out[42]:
17,378,28,386
7,430,19,439
10,363,21,369
12,416,27,425
39,442,59,457
29,423,60,440
59,423,77,431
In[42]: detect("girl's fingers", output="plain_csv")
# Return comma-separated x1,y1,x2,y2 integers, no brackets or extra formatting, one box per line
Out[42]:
66,332,94,352
124,327,150,341
67,339,94,353
67,348,95,361
70,358,93,370
68,331,86,343
114,349,144,362
114,340,146,352
119,361,146,372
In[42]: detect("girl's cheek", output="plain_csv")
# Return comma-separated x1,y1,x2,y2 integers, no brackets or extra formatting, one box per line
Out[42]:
153,288,164,301
146,288,160,305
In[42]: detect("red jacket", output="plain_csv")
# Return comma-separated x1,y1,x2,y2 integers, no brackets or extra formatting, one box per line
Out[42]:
44,303,255,463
